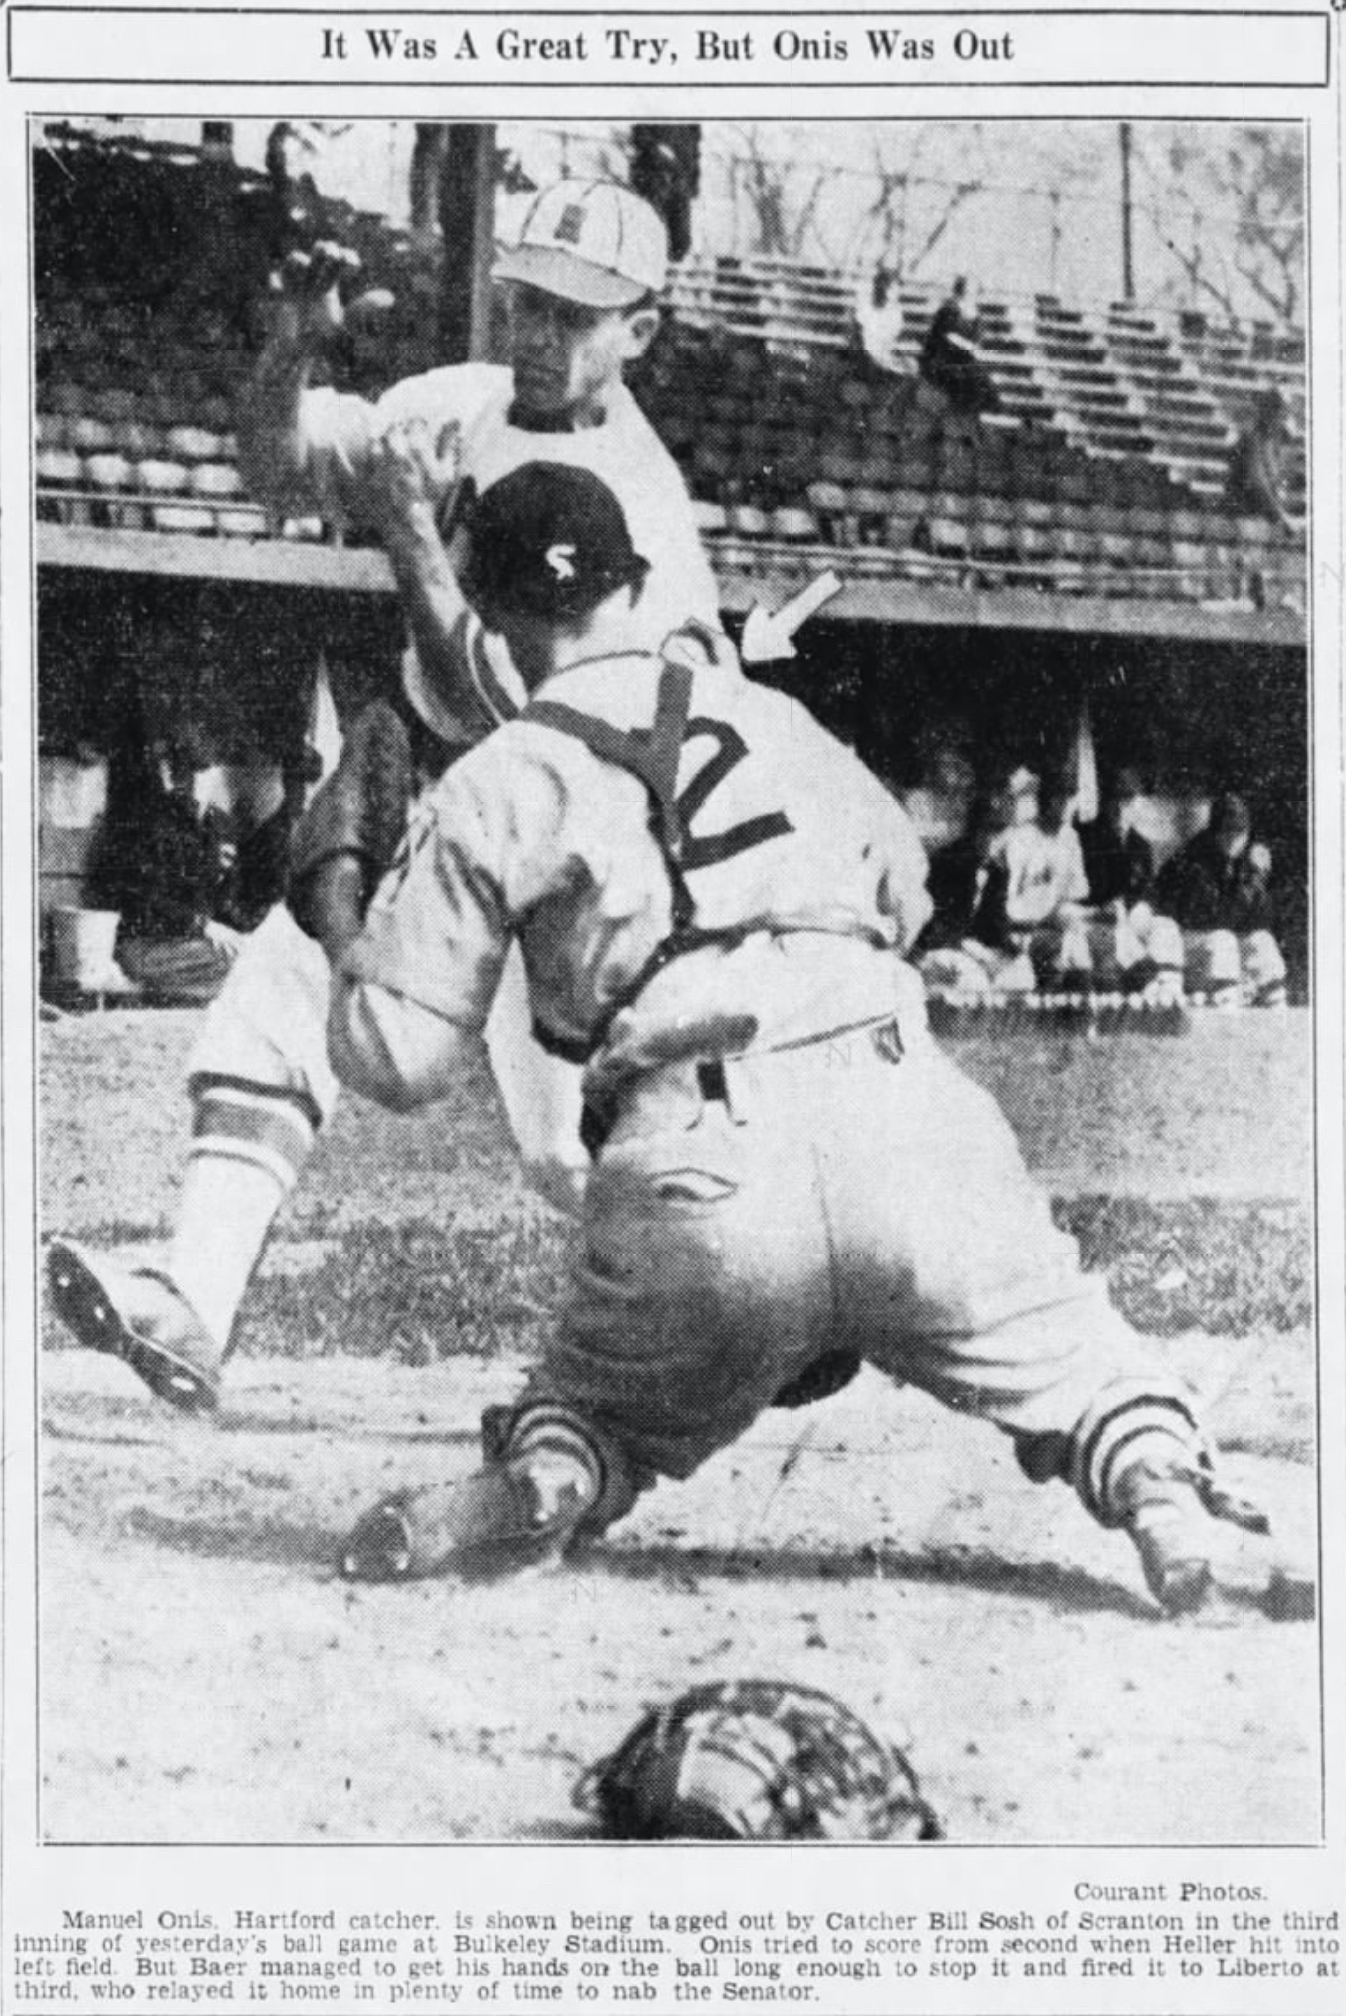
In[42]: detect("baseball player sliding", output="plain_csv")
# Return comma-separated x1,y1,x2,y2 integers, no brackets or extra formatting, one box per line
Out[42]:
329,462,1312,1622
48,179,718,1406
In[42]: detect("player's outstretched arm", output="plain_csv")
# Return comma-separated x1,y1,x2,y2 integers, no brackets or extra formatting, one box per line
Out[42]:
237,239,380,511
359,420,498,734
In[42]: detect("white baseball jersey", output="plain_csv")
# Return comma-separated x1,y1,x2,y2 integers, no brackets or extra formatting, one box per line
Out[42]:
297,365,720,742
991,819,1090,928
331,632,932,1111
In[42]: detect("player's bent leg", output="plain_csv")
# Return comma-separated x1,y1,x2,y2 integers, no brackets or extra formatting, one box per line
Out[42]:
991,1325,1314,1619
921,1299,1313,1620
174,905,337,1358
186,903,340,1126
48,906,339,1405
840,1039,1312,1618
339,1063,837,1582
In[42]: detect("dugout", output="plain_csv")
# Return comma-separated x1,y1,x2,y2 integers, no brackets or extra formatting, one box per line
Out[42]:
35,554,1311,996
756,613,1310,997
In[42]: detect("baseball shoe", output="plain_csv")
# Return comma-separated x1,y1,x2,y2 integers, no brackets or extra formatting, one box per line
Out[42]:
338,1454,594,1583
45,1239,221,1414
1118,1459,1314,1620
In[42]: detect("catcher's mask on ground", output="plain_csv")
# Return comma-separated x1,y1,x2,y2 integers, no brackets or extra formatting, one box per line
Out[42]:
574,1679,944,1842
460,463,651,634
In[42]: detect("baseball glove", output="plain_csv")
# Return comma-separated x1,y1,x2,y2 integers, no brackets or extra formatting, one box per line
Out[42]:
574,1679,943,1841
289,700,413,953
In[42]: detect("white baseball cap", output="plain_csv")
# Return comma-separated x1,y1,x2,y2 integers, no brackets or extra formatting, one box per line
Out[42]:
493,180,668,310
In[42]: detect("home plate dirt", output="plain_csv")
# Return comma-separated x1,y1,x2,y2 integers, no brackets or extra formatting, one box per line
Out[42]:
40,1341,1318,1845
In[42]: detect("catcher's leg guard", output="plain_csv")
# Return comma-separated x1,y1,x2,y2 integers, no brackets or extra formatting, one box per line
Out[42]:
1070,1384,1314,1619
45,1240,221,1414
338,1406,631,1583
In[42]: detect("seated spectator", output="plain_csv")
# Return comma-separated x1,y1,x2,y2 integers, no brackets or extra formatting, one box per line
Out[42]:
900,744,976,856
1080,768,1154,908
920,768,1089,995
40,737,112,914
1155,792,1287,1007
1078,769,1184,1000
1224,388,1298,535
916,793,1026,995
921,796,1000,945
855,268,910,381
919,276,1000,418
762,271,811,366
989,769,1091,985
92,734,292,1002
192,744,295,936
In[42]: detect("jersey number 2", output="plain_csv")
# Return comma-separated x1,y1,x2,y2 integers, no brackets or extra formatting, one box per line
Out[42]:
677,717,793,871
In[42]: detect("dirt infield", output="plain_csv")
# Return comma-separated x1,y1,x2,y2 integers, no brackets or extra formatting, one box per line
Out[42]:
38,1009,1320,1844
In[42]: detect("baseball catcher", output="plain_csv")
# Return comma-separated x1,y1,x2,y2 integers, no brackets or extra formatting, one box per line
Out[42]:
327,462,1313,1623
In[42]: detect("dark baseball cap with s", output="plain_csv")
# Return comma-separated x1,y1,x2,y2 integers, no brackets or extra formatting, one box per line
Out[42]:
460,463,651,623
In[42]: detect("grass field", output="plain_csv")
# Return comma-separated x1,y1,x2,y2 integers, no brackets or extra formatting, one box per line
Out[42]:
37,1005,1320,1844
42,1007,1315,1362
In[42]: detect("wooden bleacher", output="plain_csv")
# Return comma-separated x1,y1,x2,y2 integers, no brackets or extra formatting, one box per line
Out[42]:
33,128,1306,643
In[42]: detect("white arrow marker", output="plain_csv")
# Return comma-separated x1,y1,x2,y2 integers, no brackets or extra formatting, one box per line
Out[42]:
740,569,842,664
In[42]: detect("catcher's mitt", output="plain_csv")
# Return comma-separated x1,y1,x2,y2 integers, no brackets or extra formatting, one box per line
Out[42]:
575,1679,942,1842
289,700,413,951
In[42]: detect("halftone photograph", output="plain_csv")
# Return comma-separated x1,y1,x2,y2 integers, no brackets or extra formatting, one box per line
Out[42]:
34,115,1316,1846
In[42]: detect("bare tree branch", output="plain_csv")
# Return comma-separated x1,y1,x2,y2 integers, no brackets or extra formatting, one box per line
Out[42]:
1135,125,1303,326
